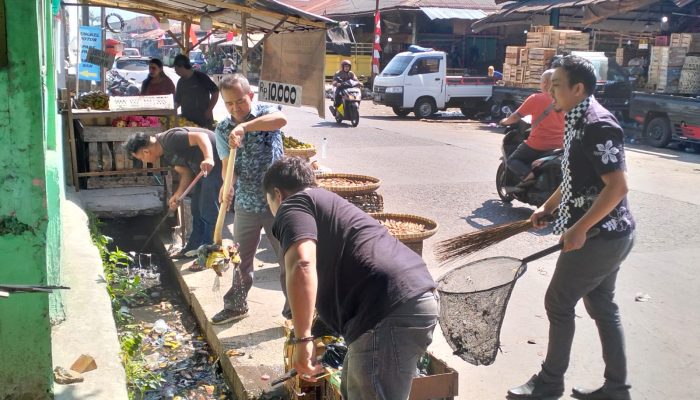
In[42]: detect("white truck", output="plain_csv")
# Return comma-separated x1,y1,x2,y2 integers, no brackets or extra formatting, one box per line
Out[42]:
372,49,494,118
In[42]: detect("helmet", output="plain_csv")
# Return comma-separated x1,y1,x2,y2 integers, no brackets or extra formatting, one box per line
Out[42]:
341,59,352,67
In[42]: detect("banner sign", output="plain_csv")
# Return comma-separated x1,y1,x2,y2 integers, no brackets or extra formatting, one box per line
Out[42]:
86,47,115,68
258,80,303,107
78,26,102,81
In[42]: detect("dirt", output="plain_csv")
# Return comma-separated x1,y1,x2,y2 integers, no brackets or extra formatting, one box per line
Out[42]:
377,219,427,236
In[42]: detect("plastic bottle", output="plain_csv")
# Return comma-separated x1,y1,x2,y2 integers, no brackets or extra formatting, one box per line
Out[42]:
321,137,328,159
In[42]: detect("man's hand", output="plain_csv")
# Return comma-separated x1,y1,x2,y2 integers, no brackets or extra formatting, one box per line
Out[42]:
561,225,588,252
218,185,234,210
530,205,553,229
228,125,245,149
292,341,324,382
168,193,182,210
200,157,215,176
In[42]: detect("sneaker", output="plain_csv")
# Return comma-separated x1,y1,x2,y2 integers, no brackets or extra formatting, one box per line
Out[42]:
211,309,249,325
507,374,564,399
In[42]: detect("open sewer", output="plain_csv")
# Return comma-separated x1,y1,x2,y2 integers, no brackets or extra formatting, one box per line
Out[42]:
99,216,234,400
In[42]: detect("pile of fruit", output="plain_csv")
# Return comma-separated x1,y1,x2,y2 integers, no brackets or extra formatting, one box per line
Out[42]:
283,135,314,149
317,177,367,187
377,219,427,236
159,116,202,128
112,115,162,128
76,91,110,110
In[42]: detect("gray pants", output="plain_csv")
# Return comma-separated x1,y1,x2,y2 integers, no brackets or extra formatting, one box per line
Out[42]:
223,209,286,315
539,234,635,390
341,291,439,400
507,142,549,180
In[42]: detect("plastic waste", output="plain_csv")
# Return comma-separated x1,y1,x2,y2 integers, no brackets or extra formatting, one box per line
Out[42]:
153,319,170,334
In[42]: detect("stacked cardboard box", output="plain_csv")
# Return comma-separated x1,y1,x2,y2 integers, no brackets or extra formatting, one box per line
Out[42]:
678,56,700,94
649,44,693,93
648,46,669,90
671,33,700,53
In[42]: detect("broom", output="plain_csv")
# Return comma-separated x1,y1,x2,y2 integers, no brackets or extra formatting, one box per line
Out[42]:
435,213,555,264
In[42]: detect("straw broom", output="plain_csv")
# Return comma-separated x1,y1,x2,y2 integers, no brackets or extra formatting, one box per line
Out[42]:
435,214,555,264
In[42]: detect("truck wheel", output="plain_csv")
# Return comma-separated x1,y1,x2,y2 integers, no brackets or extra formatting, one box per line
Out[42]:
645,116,672,148
496,163,514,203
460,106,476,119
414,98,436,119
392,107,410,117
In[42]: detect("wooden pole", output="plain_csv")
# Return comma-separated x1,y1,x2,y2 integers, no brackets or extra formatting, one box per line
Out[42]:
241,13,249,77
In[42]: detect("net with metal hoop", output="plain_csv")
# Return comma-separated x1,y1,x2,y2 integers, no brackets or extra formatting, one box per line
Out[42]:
437,256,526,366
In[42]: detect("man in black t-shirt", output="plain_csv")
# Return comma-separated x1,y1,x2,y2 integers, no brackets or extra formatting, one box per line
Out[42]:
125,128,222,255
263,157,438,400
508,56,635,400
174,54,219,129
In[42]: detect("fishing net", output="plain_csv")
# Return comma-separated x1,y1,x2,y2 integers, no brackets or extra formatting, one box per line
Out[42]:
437,256,526,366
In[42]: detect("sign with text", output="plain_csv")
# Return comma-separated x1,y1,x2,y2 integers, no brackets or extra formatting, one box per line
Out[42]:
86,47,115,69
78,26,101,81
258,80,303,107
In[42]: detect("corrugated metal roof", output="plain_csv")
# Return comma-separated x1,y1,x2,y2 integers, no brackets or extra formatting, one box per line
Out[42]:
78,0,336,32
420,7,488,20
280,0,500,16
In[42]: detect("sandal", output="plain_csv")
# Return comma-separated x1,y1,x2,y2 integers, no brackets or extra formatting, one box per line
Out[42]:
187,262,205,272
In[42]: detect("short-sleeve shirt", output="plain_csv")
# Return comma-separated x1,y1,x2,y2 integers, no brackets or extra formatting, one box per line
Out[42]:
271,188,437,344
516,92,565,151
566,98,635,238
142,75,176,96
214,103,284,213
157,128,218,175
174,70,219,127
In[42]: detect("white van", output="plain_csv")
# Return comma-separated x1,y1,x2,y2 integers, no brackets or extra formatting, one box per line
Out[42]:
373,48,493,118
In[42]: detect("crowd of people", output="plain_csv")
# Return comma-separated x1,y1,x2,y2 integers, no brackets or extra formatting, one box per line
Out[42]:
123,55,635,400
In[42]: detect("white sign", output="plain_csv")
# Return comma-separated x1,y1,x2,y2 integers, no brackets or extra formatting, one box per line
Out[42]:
258,80,303,107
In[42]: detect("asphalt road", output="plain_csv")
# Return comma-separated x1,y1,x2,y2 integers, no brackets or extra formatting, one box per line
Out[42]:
215,98,700,400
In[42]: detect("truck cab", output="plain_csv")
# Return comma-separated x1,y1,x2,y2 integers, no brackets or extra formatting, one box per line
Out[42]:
373,47,493,118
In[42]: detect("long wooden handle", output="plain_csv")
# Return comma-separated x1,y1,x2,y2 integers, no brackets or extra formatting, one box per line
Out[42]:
213,148,236,245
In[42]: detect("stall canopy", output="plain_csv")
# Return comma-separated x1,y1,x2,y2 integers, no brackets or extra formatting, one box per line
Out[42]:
420,7,488,20
74,0,336,32
472,0,700,32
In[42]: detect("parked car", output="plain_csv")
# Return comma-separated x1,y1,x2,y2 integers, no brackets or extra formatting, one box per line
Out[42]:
189,50,207,71
111,56,151,85
372,47,493,118
629,91,700,148
122,48,141,57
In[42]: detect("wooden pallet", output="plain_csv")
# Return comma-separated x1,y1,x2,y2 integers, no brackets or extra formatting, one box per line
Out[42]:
671,33,700,52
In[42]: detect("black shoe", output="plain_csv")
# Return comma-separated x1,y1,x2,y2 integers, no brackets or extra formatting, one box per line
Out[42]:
507,375,564,399
211,309,248,325
329,105,337,116
572,386,631,400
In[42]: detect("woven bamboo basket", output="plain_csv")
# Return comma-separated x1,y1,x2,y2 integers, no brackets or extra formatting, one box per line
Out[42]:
369,213,439,243
284,146,317,159
316,173,381,196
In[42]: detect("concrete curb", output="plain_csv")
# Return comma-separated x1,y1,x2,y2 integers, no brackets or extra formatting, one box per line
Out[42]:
51,190,129,399
166,234,288,400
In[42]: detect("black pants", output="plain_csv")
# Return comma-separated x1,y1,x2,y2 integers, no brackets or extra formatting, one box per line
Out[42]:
506,143,549,180
334,89,343,108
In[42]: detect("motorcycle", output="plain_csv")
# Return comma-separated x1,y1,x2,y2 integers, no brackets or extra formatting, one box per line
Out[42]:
107,70,140,96
496,120,563,207
331,79,362,127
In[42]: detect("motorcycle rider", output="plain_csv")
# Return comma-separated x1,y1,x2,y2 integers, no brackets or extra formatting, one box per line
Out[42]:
499,69,564,187
329,59,358,116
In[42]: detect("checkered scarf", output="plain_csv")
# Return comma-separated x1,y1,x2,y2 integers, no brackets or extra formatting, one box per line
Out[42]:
553,96,592,235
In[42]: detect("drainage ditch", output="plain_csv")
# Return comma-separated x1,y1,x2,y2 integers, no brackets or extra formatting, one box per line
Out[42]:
96,216,234,400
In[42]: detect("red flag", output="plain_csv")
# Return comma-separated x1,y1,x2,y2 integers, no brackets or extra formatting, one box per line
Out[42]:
372,10,382,76
189,25,198,47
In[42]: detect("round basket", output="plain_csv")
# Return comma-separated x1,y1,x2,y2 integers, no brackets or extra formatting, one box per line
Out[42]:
316,173,381,196
369,213,438,243
284,146,317,159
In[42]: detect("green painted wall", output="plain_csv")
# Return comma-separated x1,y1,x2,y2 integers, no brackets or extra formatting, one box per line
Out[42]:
0,0,63,397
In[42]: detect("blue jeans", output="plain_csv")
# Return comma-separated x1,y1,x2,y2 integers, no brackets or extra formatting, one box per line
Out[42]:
340,291,439,400
183,170,222,251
